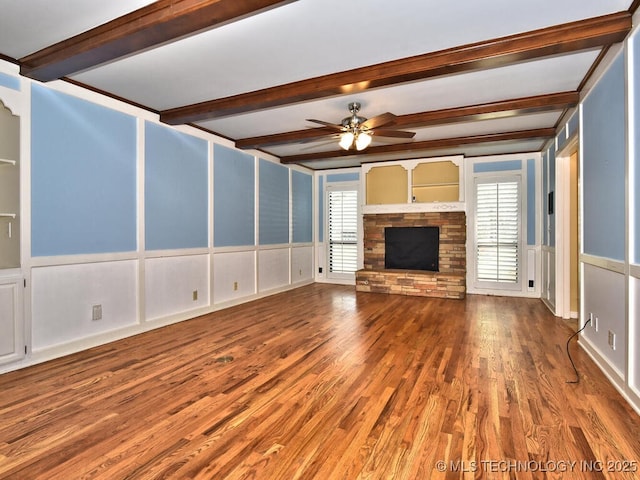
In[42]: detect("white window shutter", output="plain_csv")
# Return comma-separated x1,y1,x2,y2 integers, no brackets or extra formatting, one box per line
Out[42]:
328,190,358,274
475,181,519,283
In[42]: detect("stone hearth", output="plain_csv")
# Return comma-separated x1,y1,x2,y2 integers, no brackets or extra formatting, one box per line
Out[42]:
356,211,466,299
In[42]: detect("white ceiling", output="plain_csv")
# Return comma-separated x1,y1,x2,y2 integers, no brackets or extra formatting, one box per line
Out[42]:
0,1,158,58
0,0,634,169
197,51,599,139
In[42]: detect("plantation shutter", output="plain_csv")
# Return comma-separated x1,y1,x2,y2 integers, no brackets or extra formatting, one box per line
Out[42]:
476,180,520,283
328,189,358,274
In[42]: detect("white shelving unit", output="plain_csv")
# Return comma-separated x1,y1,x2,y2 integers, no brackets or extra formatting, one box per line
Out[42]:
1,159,17,219
362,155,466,214
0,92,23,366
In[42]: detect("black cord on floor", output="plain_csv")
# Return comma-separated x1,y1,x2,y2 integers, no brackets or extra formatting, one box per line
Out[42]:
566,318,591,384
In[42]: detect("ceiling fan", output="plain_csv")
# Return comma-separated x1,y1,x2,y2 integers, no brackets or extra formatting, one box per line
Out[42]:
306,102,416,151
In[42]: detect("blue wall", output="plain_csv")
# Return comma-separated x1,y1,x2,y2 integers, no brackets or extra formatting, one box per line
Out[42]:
582,53,626,261
292,170,313,243
635,33,640,263
527,159,536,246
318,176,324,242
327,172,360,182
31,84,137,256
473,160,522,173
557,125,569,151
145,122,208,250
0,72,20,91
259,159,289,244
542,151,548,246
31,90,311,254
548,147,556,247
567,110,579,138
213,144,255,247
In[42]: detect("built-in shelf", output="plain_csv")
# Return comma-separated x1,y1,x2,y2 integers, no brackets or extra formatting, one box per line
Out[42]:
413,182,459,187
362,202,465,214
0,213,16,218
0,158,16,166
363,155,465,210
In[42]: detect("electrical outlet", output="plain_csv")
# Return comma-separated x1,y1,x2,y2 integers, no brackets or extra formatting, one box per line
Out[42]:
233,281,238,291
299,269,303,276
192,290,198,301
594,316,599,332
528,280,534,288
319,267,323,274
608,330,616,350
92,304,102,321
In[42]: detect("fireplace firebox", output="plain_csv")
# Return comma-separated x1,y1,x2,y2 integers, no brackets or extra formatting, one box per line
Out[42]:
384,226,439,272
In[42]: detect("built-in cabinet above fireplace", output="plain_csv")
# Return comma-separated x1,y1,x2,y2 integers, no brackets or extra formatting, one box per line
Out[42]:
362,155,465,214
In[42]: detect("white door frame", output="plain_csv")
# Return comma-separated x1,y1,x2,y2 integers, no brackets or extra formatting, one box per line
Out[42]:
555,135,579,319
324,181,360,284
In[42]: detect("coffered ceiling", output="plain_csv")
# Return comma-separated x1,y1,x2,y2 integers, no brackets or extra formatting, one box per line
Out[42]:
0,0,636,169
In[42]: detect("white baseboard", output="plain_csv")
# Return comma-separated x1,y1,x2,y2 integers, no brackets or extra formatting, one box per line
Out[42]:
579,338,640,416
0,279,314,375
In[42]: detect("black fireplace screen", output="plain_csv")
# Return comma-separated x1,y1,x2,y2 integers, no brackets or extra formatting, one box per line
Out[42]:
384,226,439,272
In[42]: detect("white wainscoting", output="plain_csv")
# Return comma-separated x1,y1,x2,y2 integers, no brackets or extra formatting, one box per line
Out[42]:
145,254,209,321
213,250,256,304
631,276,640,397
0,276,23,365
291,245,314,284
315,243,326,281
258,247,290,293
541,246,556,312
581,263,626,378
31,260,138,351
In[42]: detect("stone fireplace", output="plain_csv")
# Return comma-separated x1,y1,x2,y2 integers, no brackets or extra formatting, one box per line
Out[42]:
356,211,466,299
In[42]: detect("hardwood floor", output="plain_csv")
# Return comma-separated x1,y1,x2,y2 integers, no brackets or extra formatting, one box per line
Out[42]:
1,284,639,479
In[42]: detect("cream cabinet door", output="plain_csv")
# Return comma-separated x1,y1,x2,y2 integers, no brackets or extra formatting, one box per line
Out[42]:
0,276,24,365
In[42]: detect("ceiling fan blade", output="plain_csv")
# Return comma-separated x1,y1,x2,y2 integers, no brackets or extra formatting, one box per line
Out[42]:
372,129,416,139
361,112,396,130
306,119,344,131
298,133,341,144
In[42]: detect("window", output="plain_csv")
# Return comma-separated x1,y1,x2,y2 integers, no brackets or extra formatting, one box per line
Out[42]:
475,178,521,287
327,188,358,276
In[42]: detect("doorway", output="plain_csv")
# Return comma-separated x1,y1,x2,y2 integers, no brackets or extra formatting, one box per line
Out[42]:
555,137,580,319
569,150,579,317
325,183,359,282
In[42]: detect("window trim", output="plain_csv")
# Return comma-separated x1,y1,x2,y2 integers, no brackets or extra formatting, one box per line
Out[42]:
471,174,524,292
325,182,360,281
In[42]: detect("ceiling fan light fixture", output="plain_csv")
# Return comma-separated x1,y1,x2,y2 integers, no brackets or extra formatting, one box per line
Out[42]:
339,132,354,150
308,102,412,153
355,132,372,151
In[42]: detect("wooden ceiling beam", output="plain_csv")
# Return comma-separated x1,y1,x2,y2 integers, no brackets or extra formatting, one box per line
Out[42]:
235,91,578,149
396,91,579,128
19,0,297,82
279,128,557,164
161,12,629,125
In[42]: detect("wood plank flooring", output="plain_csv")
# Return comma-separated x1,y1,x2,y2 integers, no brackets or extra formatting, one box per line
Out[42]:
1,284,639,479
